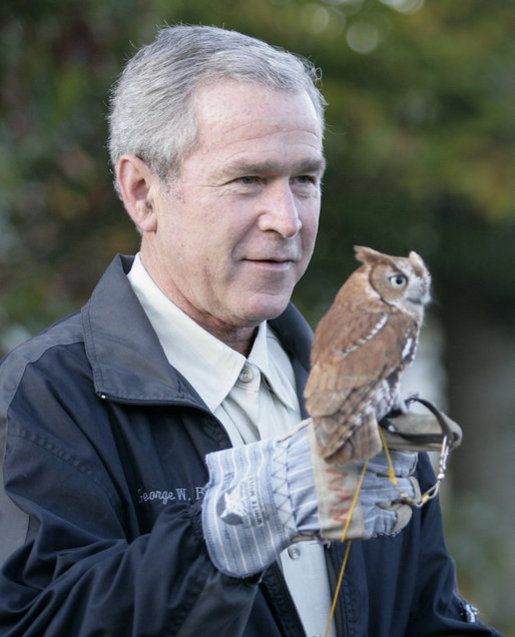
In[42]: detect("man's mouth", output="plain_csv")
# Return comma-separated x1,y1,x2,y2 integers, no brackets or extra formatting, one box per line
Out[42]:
246,257,295,269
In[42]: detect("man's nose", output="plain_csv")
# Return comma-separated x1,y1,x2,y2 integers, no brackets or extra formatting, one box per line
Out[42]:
257,180,302,238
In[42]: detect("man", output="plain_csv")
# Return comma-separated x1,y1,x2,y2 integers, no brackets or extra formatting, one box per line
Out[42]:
0,25,500,636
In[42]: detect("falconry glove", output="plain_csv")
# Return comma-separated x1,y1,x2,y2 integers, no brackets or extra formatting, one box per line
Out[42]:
380,396,462,453
378,397,463,505
202,419,419,578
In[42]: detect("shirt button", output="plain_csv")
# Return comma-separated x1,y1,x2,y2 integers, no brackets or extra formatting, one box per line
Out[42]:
239,365,253,383
287,546,301,560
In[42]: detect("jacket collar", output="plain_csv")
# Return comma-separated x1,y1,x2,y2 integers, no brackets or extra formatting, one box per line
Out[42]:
82,254,313,413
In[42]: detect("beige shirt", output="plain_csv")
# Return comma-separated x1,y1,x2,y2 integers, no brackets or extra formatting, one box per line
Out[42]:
128,253,336,637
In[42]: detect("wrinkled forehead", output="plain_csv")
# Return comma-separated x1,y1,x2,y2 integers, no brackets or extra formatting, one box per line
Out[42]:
193,79,324,141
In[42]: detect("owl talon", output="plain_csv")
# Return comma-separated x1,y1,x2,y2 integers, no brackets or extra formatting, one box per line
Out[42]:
378,397,462,453
383,419,399,434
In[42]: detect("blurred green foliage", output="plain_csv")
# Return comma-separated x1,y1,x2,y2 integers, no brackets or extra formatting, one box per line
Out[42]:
443,490,514,635
1,0,513,333
1,0,514,632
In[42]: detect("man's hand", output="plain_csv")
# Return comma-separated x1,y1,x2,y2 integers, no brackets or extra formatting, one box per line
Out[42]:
201,420,420,578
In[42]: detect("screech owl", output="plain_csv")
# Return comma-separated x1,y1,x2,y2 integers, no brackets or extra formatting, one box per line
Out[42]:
304,246,431,464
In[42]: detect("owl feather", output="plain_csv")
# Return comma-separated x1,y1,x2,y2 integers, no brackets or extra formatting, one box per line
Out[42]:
304,246,431,464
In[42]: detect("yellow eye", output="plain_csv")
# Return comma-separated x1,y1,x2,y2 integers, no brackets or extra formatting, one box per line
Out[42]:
389,274,407,289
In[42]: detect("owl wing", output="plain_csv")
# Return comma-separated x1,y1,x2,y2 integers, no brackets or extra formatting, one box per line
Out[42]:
305,309,418,461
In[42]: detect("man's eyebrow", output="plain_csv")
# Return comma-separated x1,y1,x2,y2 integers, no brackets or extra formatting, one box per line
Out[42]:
223,156,327,177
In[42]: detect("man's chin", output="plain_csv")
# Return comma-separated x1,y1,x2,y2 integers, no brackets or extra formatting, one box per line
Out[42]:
236,296,291,325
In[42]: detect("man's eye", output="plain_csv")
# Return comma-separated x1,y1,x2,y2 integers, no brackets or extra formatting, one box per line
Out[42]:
294,175,316,185
292,175,320,193
238,176,261,185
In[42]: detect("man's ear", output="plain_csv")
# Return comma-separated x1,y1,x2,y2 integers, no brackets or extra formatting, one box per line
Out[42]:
116,154,158,232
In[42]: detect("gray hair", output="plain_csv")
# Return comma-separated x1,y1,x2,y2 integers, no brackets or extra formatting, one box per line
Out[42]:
108,24,326,192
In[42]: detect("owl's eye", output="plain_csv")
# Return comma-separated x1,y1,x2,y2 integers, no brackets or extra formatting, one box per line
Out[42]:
388,274,408,288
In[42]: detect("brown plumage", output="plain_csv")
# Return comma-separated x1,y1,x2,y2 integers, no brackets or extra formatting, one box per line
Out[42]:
304,246,431,464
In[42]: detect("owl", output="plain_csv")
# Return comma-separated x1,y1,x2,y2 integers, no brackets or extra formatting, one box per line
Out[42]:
304,246,431,464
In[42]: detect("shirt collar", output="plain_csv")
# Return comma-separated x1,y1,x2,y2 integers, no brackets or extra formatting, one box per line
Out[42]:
248,320,300,413
127,254,296,413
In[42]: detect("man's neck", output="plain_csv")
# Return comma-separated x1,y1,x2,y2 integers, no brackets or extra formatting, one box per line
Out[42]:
209,325,258,357
136,250,259,356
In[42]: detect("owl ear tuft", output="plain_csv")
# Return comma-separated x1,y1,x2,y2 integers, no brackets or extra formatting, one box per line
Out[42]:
354,246,388,266
409,251,425,269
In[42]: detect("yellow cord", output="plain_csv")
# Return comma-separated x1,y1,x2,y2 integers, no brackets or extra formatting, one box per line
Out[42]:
378,427,398,486
324,540,352,637
378,427,415,503
324,458,369,637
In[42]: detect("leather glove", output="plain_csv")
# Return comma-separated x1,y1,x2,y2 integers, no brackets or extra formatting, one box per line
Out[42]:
378,396,463,506
202,419,419,578
307,422,419,541
380,396,462,453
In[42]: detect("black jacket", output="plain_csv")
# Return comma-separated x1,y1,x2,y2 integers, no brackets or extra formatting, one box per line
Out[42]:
0,254,500,636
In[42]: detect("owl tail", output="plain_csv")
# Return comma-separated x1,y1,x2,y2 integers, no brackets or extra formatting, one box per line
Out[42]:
322,415,382,465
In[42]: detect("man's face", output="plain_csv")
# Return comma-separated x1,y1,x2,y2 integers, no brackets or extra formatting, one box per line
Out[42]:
144,80,324,336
